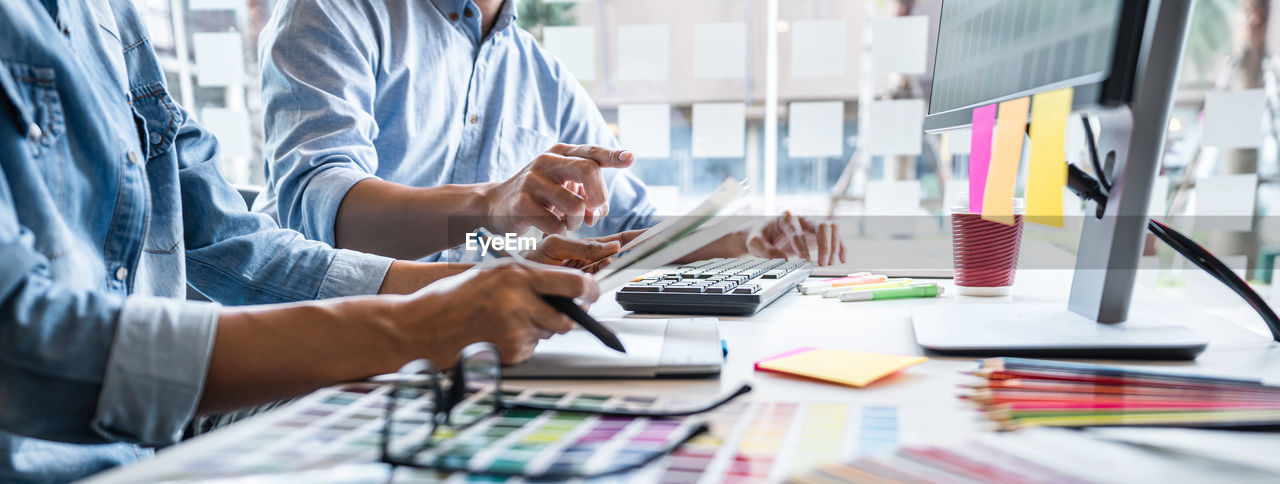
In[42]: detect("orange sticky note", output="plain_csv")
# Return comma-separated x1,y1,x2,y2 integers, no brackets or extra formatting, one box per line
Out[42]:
754,348,926,388
982,97,1030,225
1027,88,1074,227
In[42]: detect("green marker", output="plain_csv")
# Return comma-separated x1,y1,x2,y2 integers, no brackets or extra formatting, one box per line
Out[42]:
839,283,943,302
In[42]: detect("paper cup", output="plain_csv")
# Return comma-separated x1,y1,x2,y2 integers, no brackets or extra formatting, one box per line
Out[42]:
950,195,1024,296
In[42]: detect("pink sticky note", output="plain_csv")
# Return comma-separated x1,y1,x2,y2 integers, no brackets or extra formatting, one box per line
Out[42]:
968,104,997,213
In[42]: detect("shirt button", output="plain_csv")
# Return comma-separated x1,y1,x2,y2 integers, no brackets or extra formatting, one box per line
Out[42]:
27,123,42,141
114,266,129,281
149,131,162,144
127,150,140,165
464,8,473,17
470,114,478,124
449,12,459,21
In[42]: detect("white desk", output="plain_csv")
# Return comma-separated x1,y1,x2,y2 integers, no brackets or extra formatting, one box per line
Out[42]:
89,254,1280,482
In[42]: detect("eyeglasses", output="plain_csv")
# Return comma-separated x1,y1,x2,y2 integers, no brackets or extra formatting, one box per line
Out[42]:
376,342,751,479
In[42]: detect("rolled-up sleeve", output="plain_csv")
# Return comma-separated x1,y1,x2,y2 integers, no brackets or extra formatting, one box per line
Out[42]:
259,0,383,246
92,297,218,445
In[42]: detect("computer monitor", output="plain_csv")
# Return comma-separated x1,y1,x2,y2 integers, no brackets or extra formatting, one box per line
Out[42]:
912,0,1208,359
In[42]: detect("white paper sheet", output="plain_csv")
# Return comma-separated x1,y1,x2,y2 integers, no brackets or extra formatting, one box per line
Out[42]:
618,103,671,158
192,32,245,87
788,101,844,158
1203,89,1265,148
693,22,746,79
1186,254,1248,307
691,102,745,158
1192,174,1258,231
542,26,596,81
201,107,253,160
790,20,846,78
616,24,669,81
864,99,924,156
871,16,929,74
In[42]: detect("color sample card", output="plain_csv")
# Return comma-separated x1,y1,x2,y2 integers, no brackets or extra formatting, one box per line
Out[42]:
618,103,672,158
871,16,929,74
791,20,847,78
693,22,747,79
617,24,669,81
692,102,746,158
968,104,997,213
1026,87,1074,227
982,97,1030,225
1203,89,1266,149
755,348,927,388
117,383,903,483
542,26,596,81
864,99,925,156
192,32,245,87
788,101,845,158
1193,174,1258,232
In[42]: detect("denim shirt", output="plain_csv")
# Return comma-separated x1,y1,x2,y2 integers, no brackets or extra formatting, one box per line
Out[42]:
253,0,659,260
0,1,394,481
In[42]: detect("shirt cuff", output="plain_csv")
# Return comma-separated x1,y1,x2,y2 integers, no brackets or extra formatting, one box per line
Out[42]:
300,166,376,246
317,248,395,299
93,296,220,447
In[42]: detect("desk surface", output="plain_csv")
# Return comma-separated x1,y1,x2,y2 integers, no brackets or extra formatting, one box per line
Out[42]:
90,251,1280,482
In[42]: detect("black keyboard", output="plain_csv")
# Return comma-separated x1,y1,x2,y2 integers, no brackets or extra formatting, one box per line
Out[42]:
615,258,813,316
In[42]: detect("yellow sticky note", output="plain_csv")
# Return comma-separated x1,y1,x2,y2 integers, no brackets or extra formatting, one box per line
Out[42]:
982,97,1030,225
1027,88,1074,227
754,348,926,388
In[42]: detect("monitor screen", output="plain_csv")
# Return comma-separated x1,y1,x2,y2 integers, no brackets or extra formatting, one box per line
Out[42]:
927,0,1126,127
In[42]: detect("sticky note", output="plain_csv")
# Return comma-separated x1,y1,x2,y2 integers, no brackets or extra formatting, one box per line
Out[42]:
754,348,926,388
617,24,669,81
791,20,846,78
691,103,745,158
788,101,845,158
982,97,1030,225
201,107,253,159
693,23,746,79
542,26,595,81
1203,90,1265,148
1192,174,1258,232
193,32,245,87
871,16,929,74
864,99,924,156
618,103,671,158
968,104,997,213
1026,87,1074,227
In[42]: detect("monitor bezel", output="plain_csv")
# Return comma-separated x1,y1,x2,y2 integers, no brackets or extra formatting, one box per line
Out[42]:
923,0,1149,133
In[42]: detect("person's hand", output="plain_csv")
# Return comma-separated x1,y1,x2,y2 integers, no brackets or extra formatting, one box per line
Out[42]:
481,143,635,236
523,230,645,273
742,211,846,266
391,259,599,366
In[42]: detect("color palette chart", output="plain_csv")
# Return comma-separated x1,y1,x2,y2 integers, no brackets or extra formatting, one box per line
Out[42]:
115,383,901,483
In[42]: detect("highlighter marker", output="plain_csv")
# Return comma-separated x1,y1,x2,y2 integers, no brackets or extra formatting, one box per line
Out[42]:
839,284,943,302
797,272,872,294
820,279,913,298
825,274,890,289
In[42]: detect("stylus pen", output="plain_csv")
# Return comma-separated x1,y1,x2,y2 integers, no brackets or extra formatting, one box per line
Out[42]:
473,229,626,353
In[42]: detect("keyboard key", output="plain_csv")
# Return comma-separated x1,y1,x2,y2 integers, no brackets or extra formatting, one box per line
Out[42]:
663,286,705,293
733,285,760,294
623,285,661,292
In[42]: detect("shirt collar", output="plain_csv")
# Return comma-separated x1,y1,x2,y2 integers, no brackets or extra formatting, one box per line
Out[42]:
429,0,518,38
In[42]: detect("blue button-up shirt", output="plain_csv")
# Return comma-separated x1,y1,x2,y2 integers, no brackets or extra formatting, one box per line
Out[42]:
0,1,394,481
254,0,659,259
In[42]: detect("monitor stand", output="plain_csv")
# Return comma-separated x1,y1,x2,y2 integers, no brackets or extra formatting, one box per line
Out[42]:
911,303,1208,360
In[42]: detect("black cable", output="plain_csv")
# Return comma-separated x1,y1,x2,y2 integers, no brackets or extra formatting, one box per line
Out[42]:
1081,115,1112,192
1068,120,1280,341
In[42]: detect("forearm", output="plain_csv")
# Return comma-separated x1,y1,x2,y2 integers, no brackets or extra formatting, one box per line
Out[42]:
378,260,472,295
677,231,748,263
198,296,408,415
334,178,493,260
